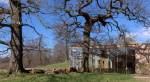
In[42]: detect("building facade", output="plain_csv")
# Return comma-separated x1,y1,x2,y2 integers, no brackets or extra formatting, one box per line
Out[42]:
69,44,150,74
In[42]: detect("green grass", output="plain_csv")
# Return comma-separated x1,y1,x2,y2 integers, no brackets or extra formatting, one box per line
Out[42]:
41,61,69,69
0,62,143,82
0,73,143,82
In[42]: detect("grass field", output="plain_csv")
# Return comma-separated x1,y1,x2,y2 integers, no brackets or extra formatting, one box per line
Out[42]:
0,72,143,82
0,62,144,82
42,61,69,68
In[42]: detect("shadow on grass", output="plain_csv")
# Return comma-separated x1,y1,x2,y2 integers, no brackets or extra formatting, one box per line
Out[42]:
35,73,130,82
0,72,139,82
45,73,136,82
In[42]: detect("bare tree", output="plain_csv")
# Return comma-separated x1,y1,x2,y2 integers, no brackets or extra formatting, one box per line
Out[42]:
23,36,50,67
53,42,67,63
8,0,26,73
53,0,150,72
52,18,82,60
0,0,43,74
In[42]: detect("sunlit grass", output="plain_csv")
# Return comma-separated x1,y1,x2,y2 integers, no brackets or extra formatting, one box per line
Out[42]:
0,73,143,82
0,62,144,82
41,61,69,69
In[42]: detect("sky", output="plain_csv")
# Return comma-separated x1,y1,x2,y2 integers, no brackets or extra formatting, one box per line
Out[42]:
0,0,150,50
0,0,8,4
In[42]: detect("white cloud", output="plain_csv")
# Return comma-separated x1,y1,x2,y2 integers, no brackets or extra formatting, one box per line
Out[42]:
126,33,136,38
0,0,9,7
136,28,150,37
127,27,150,42
0,0,9,5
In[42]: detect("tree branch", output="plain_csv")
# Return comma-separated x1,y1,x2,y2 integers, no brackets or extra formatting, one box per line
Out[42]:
0,40,9,46
78,0,92,20
0,23,12,28
0,47,10,55
22,24,41,36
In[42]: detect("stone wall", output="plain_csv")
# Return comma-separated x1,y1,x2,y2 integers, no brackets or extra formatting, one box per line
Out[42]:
135,44,150,75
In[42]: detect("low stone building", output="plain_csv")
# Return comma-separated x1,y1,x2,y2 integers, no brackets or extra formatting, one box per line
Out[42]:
69,45,113,72
69,43,150,74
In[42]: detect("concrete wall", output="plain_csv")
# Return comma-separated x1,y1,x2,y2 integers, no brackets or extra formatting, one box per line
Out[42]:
69,47,83,71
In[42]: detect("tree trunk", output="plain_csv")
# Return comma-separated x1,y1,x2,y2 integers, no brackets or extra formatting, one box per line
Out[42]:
9,23,26,74
65,38,69,60
82,21,92,72
9,0,26,74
